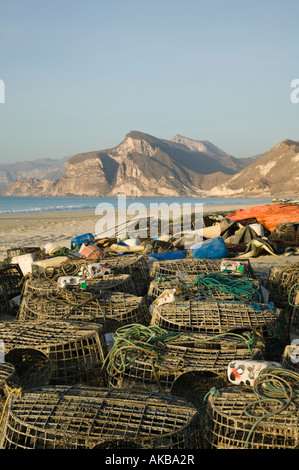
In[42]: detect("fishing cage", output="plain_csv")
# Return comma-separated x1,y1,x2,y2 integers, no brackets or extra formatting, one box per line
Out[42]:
0,385,201,449
147,273,263,305
22,273,137,297
106,326,263,414
280,345,299,372
0,363,18,419
6,246,46,261
0,264,23,299
150,300,289,362
0,286,11,317
17,291,150,334
202,376,299,450
0,320,107,388
267,262,299,333
149,258,256,281
104,255,150,296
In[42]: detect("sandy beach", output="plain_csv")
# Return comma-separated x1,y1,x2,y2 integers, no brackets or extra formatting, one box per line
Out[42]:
0,201,272,260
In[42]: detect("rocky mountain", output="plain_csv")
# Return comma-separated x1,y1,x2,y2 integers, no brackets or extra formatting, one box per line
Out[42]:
209,139,299,198
4,131,265,198
0,156,68,194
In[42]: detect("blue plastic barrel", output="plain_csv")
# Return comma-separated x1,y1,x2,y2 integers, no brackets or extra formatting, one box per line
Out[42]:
147,250,187,261
71,232,94,250
191,237,228,259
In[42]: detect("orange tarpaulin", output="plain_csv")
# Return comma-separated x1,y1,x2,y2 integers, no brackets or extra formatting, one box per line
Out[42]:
226,204,299,232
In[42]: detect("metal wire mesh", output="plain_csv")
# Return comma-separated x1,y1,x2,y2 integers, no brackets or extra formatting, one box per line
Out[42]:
104,255,150,296
0,264,24,299
107,332,262,397
17,291,150,333
0,385,201,449
0,320,107,387
149,258,255,280
147,274,263,305
150,300,289,361
202,385,299,449
22,273,137,297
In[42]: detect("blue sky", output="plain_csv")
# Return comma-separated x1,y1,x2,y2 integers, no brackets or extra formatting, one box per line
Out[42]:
1,0,299,163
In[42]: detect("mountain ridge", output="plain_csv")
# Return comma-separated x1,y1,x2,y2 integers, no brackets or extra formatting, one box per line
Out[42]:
4,131,285,198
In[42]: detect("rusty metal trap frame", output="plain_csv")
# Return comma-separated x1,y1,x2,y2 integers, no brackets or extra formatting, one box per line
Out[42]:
104,254,150,296
0,264,24,299
105,326,262,408
149,257,256,281
147,273,263,306
150,300,289,362
17,290,151,334
0,384,201,449
22,272,137,297
201,367,299,449
0,320,107,388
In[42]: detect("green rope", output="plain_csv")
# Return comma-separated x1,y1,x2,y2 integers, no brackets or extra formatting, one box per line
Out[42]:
102,324,185,390
156,271,262,303
288,282,299,307
243,366,299,448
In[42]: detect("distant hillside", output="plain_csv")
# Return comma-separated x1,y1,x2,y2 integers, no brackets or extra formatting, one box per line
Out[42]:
4,131,264,197
0,156,68,194
209,139,299,198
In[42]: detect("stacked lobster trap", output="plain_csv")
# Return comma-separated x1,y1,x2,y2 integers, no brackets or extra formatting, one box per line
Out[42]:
18,290,150,334
201,367,299,449
267,261,299,334
104,323,264,415
0,385,201,449
0,320,108,388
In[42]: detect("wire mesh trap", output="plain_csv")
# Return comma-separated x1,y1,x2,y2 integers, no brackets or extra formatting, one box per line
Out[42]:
104,254,150,296
22,273,137,297
17,290,151,334
149,258,256,281
0,320,107,388
0,363,18,421
147,273,263,305
201,367,299,449
267,262,299,333
104,324,262,412
0,286,11,318
0,385,201,449
6,246,45,261
150,300,289,362
0,264,24,299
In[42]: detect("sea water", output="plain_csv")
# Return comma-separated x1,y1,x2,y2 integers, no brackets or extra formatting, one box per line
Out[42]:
0,196,273,215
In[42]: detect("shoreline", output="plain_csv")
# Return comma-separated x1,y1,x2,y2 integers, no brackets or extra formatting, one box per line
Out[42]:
0,201,271,260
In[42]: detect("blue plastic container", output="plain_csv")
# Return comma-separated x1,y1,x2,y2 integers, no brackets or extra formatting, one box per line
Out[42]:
71,232,94,250
147,250,187,261
191,237,228,259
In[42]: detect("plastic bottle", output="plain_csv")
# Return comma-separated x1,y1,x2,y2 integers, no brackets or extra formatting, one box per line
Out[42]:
57,276,87,289
71,233,94,250
147,250,187,261
190,236,228,259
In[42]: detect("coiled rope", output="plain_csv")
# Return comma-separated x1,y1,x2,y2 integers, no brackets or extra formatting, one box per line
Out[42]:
102,324,258,393
243,366,299,448
156,271,262,303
